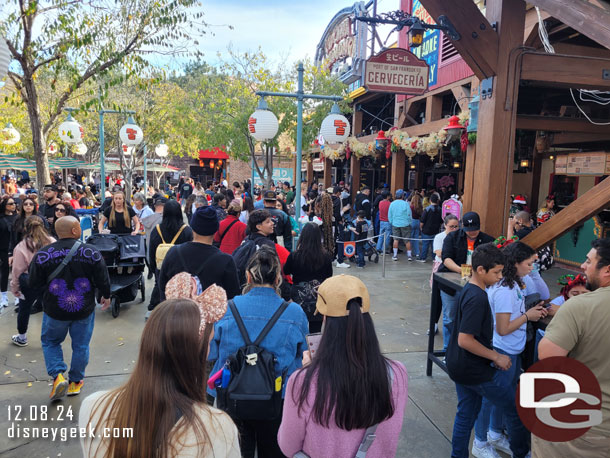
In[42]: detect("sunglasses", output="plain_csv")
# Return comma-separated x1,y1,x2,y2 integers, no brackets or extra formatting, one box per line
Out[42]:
55,208,67,213
6,202,15,205
23,202,35,206
447,224,459,229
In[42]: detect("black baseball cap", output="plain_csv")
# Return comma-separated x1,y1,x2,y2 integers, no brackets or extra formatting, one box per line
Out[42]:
44,184,58,192
462,212,481,231
154,197,167,206
263,190,277,201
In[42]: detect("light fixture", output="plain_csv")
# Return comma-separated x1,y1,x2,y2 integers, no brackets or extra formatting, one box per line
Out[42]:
408,20,426,48
453,161,461,169
375,130,388,149
520,159,530,168
320,103,350,144
119,116,143,146
248,98,279,142
155,139,169,157
1,123,20,145
47,141,58,155
549,155,555,160
74,143,87,155
443,115,465,141
209,160,215,168
58,113,84,143
381,164,386,169
410,163,416,170
218,160,223,166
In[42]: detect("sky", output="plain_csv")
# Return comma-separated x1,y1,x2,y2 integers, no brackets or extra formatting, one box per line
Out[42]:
195,0,399,66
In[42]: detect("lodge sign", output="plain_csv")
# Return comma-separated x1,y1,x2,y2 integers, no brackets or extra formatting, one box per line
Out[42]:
364,48,429,95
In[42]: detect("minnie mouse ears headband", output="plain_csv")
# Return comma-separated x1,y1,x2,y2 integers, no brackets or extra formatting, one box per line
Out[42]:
558,274,586,287
165,273,227,336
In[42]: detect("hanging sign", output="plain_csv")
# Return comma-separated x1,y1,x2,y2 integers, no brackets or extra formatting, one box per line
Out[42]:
312,158,325,172
343,241,356,257
364,48,429,95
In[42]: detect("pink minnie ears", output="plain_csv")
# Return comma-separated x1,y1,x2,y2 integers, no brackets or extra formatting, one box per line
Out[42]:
165,272,228,336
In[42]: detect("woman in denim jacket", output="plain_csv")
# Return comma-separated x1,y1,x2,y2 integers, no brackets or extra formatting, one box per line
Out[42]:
208,246,309,458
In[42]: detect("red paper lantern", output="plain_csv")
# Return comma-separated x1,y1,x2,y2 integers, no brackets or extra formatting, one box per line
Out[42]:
209,160,214,168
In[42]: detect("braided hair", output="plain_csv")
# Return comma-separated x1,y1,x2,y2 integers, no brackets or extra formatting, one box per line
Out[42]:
321,193,335,256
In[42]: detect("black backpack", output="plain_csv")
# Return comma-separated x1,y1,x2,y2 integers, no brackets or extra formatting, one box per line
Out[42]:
231,238,259,286
216,299,289,421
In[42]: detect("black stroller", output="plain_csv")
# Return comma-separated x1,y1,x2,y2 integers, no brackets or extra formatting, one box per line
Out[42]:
87,233,146,318
364,240,379,263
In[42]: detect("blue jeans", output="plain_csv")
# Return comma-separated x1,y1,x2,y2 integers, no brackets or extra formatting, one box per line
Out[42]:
411,219,421,257
41,312,95,382
374,213,380,236
356,242,365,267
376,221,391,252
440,290,458,351
420,234,434,261
453,373,530,458
474,347,522,442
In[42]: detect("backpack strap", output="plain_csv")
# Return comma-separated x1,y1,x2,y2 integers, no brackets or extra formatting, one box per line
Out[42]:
355,364,395,458
253,301,290,346
156,224,166,244
228,299,253,346
218,219,239,245
169,224,187,244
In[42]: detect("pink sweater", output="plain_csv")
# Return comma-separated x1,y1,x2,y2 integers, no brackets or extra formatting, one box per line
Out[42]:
277,360,408,458
11,237,55,296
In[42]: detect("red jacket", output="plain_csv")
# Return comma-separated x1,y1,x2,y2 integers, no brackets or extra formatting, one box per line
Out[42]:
214,215,247,255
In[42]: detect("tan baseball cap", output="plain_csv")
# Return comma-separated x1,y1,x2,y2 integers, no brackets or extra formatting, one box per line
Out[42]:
315,275,370,317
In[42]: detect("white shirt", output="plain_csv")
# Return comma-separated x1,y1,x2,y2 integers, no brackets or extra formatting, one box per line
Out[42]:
433,231,448,263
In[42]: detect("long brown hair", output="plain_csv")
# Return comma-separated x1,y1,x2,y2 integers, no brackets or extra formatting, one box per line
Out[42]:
86,299,215,458
24,216,52,253
109,191,127,230
410,193,423,215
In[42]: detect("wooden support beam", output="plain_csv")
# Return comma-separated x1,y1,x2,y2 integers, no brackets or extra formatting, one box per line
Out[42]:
425,95,443,123
420,0,500,79
390,150,405,196
451,85,471,112
306,160,314,188
461,143,476,213
520,52,610,91
552,132,610,145
323,159,332,189
551,43,610,60
521,177,610,250
466,0,526,237
526,0,610,51
516,115,610,134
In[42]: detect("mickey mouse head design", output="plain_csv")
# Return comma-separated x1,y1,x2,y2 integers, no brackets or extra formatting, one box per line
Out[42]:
48,278,91,313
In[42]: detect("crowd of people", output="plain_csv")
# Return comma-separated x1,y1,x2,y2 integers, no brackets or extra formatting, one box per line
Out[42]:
1,167,607,458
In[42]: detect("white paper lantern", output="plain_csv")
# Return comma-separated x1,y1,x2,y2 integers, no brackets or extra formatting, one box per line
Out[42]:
155,139,169,157
121,144,135,155
47,141,59,155
58,114,84,143
74,143,87,155
119,116,143,146
1,123,20,145
320,103,350,144
0,39,11,81
248,99,279,142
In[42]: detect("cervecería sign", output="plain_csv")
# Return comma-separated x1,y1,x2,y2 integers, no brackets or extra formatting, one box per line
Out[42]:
364,48,429,95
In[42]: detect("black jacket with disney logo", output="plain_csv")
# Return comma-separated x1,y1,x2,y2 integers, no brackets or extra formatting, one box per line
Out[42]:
29,238,111,321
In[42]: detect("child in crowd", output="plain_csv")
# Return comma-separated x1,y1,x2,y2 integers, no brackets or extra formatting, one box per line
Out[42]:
472,241,547,458
349,210,369,268
446,243,530,458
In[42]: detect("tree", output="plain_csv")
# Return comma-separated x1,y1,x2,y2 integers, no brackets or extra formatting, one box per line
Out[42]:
1,0,205,192
176,50,351,188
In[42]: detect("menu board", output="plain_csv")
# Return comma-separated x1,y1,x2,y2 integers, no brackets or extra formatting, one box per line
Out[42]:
555,155,568,174
565,152,607,176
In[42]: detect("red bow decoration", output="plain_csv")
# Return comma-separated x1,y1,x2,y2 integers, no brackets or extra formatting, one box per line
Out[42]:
494,235,518,249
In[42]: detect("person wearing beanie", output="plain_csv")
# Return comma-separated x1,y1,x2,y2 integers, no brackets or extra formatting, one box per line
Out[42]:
159,206,240,303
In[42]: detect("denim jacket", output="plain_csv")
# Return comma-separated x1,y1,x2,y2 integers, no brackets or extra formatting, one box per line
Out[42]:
208,287,309,398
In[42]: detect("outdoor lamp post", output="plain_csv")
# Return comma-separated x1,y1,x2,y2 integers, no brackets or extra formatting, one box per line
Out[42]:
408,20,426,47
251,63,343,223
1,123,20,146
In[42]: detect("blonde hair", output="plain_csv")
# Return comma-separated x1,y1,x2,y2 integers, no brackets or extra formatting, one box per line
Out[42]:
109,191,127,230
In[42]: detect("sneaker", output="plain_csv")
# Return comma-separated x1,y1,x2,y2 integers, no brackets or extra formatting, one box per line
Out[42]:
408,256,413,261
426,324,439,336
488,433,512,456
357,266,364,269
392,256,398,261
67,380,84,396
472,442,501,458
49,373,68,401
417,258,427,263
336,262,351,268
11,335,28,347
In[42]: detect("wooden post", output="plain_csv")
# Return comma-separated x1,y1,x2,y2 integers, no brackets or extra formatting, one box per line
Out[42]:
462,143,476,213
425,95,443,123
350,157,361,201
466,0,526,236
306,160,314,189
323,158,332,189
390,151,405,196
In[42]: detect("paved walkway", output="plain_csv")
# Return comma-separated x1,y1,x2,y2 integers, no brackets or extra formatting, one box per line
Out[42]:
0,254,578,457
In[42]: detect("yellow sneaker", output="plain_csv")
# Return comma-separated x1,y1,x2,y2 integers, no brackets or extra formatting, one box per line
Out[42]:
67,380,84,396
50,373,68,401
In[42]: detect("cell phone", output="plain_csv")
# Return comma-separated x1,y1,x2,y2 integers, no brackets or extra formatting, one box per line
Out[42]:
306,333,322,358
